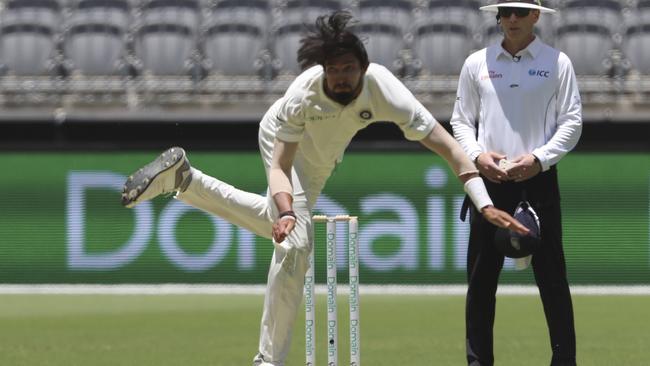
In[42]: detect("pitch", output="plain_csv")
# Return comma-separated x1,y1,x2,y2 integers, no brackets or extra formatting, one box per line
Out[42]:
0,294,647,365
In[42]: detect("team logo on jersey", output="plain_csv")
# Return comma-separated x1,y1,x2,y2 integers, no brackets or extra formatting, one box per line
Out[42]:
529,69,550,78
359,110,373,120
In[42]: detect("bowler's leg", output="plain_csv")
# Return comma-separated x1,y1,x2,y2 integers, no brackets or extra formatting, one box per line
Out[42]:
176,168,273,239
255,202,313,366
121,147,192,208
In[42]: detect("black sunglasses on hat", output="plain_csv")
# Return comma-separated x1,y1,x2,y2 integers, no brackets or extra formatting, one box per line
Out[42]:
497,7,532,18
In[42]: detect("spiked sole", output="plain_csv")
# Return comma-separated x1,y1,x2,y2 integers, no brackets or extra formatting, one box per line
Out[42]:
121,147,186,208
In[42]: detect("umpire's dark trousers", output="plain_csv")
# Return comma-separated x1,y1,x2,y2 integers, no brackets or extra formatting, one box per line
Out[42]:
465,167,576,366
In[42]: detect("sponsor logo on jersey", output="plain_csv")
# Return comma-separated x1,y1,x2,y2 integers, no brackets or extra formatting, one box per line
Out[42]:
307,114,338,122
481,70,503,80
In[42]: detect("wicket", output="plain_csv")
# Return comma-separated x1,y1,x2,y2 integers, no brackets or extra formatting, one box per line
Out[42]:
305,215,360,366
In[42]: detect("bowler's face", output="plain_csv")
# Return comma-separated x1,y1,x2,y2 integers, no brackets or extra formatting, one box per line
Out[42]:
323,53,366,105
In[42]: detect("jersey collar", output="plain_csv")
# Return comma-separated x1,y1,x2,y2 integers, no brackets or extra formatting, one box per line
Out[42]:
493,36,543,61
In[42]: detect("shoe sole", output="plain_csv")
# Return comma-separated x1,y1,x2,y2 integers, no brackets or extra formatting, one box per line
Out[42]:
121,147,186,208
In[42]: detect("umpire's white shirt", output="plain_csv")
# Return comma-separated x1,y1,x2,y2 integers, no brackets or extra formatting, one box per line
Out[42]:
451,37,582,171
259,63,436,204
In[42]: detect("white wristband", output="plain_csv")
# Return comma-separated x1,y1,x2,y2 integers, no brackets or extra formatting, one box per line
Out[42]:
464,177,494,211
279,215,296,223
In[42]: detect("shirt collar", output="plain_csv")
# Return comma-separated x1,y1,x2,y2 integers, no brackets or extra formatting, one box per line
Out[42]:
494,36,543,61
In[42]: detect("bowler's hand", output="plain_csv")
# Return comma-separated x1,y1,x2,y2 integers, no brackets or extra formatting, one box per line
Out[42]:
475,152,509,183
481,205,530,235
272,216,296,243
505,154,541,182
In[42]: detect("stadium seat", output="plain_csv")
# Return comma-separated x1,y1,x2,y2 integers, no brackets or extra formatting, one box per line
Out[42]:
134,23,195,75
624,24,650,74
357,0,413,33
413,22,474,75
411,0,480,75
134,0,201,76
281,0,343,24
1,0,62,30
623,1,650,75
210,0,270,32
562,0,622,33
64,24,128,76
63,0,131,75
427,0,481,31
140,0,201,32
0,0,61,75
203,0,270,76
640,0,650,23
350,23,404,72
204,23,265,76
556,24,614,75
0,23,57,76
555,1,622,76
272,23,309,74
69,0,131,29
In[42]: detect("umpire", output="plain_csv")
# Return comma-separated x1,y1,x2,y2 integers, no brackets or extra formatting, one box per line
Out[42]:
450,1,582,365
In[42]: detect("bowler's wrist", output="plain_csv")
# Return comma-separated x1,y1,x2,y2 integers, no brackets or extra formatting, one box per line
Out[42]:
278,210,297,220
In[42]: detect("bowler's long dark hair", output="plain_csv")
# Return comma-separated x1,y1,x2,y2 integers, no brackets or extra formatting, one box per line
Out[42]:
297,10,369,71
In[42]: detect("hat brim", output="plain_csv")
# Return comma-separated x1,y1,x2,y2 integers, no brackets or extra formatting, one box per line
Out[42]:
494,229,542,258
480,3,556,13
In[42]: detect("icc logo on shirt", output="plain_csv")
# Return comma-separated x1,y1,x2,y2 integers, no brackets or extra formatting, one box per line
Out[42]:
529,69,550,78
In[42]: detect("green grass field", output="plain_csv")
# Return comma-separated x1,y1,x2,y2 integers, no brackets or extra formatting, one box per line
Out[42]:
0,294,648,365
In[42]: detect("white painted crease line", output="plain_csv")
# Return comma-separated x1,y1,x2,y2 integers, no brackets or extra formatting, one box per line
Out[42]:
0,284,649,295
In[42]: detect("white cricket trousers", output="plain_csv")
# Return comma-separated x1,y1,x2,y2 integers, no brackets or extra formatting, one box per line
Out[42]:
176,167,313,366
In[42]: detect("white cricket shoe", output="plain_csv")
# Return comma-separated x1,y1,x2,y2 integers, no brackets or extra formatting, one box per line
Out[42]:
121,146,191,208
252,353,279,366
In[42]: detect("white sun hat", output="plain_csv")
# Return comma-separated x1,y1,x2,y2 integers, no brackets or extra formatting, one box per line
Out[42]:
480,0,556,14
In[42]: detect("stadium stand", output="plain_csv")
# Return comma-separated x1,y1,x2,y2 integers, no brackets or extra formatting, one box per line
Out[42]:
0,0,646,122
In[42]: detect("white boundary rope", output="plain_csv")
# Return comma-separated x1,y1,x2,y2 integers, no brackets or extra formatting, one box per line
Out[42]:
0,284,649,295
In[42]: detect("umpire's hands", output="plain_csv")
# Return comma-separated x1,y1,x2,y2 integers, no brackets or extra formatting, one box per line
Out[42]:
475,152,509,183
481,205,530,235
272,216,296,243
505,154,542,182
